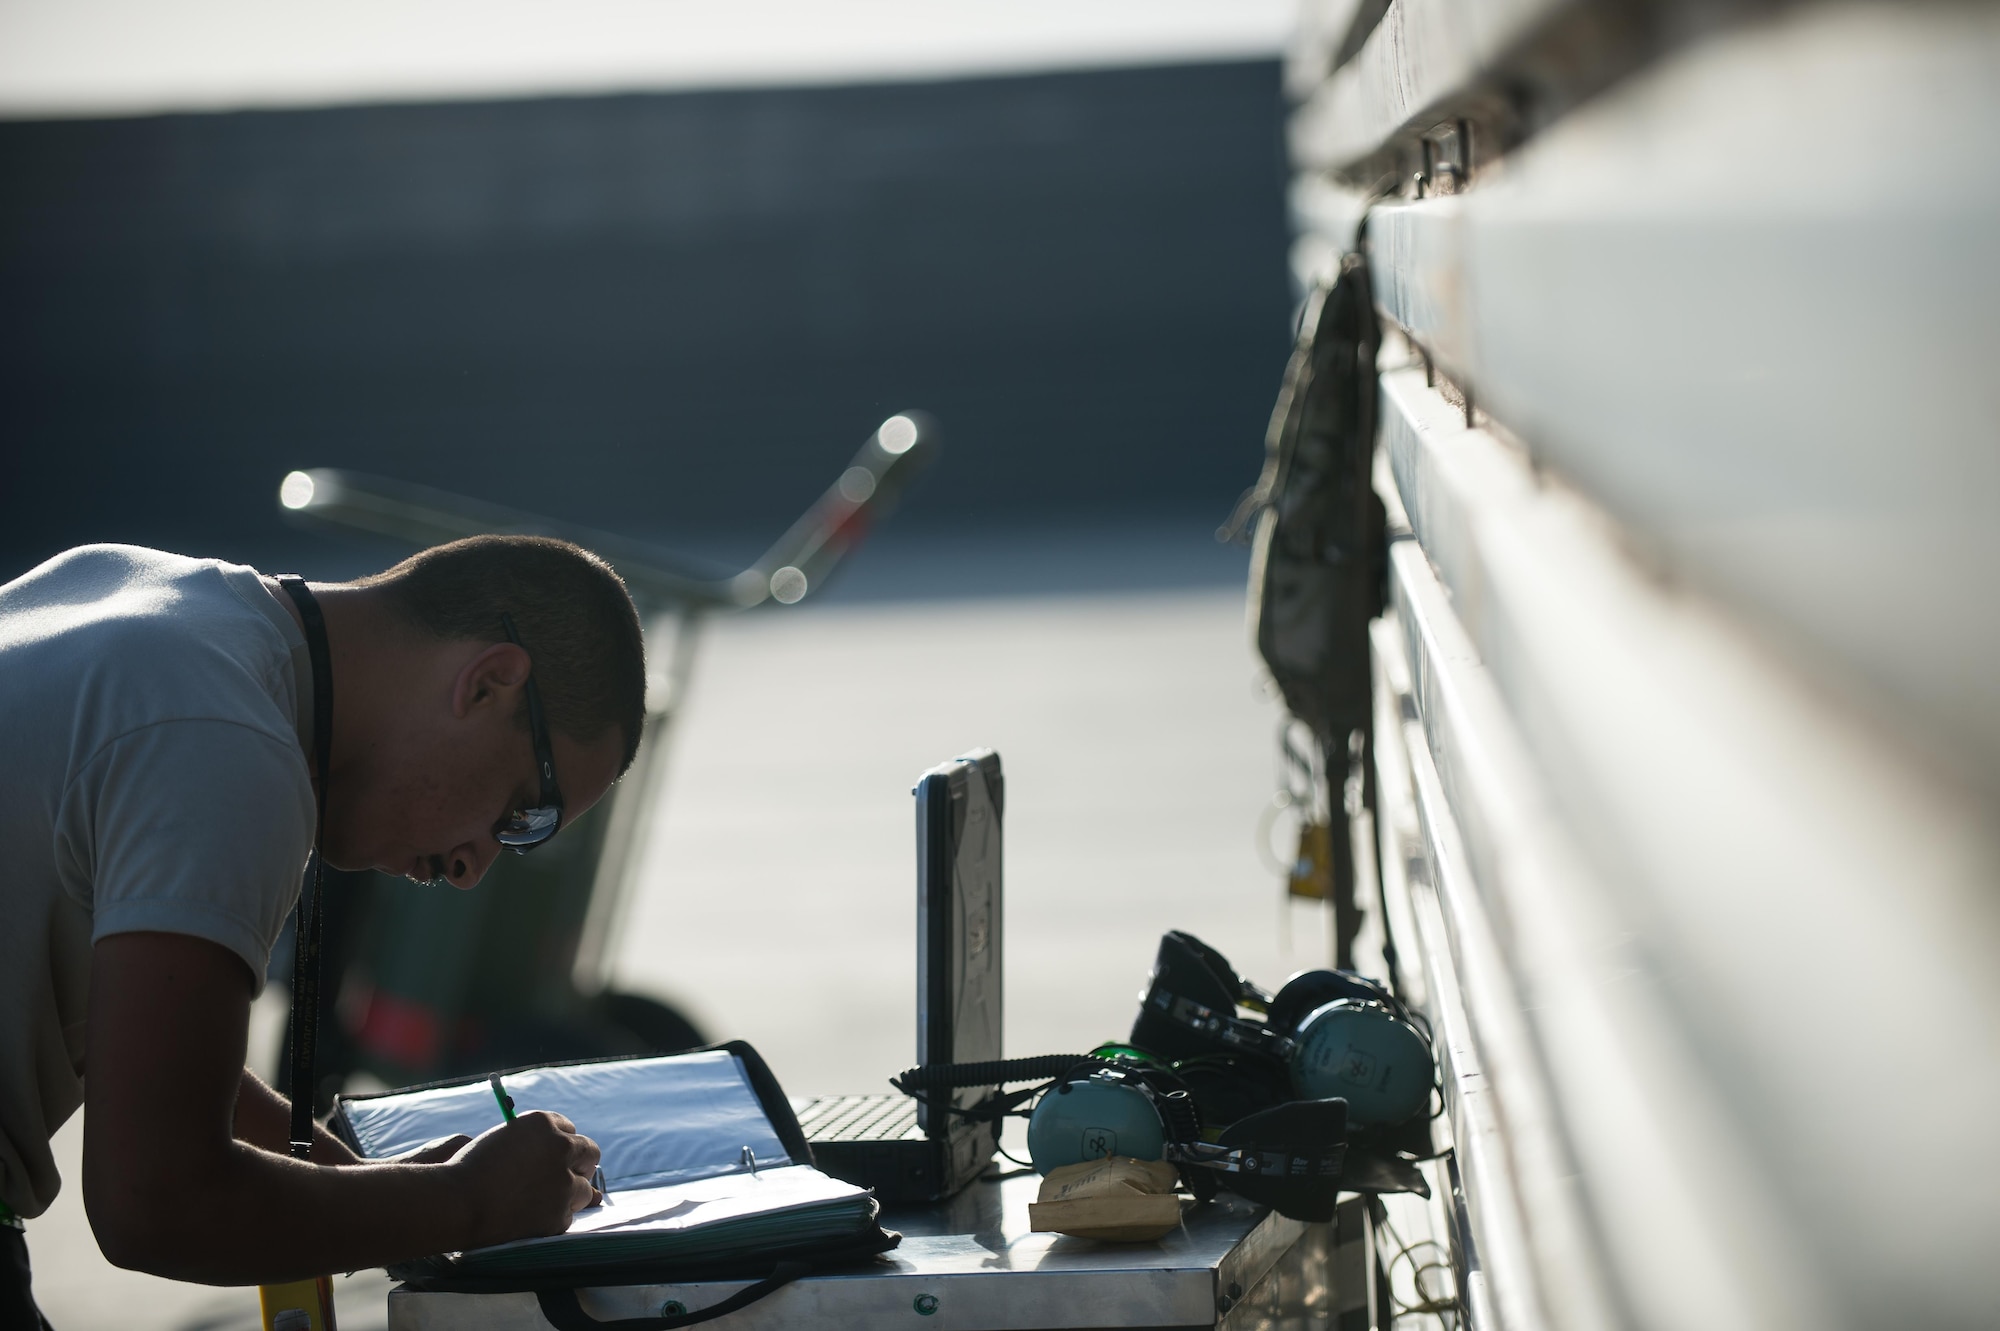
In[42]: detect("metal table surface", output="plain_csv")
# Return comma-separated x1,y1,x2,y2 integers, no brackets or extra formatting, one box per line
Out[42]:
385,1171,1336,1330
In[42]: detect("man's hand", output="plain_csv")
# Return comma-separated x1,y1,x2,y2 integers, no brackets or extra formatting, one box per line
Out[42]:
84,930,595,1284
451,1113,603,1245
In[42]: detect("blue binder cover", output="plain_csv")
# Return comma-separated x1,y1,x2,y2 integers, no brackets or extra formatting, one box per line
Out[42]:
331,1043,895,1281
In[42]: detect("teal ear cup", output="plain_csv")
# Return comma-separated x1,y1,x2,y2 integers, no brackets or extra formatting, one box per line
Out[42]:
1130,933,1436,1131
1288,999,1433,1127
1026,1072,1169,1172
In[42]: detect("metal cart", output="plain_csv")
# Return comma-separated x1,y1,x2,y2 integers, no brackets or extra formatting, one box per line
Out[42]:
383,1171,1379,1330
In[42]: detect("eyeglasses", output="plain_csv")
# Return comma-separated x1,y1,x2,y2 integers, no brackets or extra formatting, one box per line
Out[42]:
495,613,565,853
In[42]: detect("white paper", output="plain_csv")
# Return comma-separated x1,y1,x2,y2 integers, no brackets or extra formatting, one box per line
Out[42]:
341,1050,793,1189
472,1165,869,1254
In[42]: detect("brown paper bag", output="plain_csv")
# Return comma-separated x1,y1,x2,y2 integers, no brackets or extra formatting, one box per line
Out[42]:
1027,1157,1184,1242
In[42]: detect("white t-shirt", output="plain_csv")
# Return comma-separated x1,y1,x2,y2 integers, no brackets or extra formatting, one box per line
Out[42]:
0,545,317,1218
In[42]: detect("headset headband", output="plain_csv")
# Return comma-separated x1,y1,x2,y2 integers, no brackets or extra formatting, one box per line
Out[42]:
1144,987,1293,1059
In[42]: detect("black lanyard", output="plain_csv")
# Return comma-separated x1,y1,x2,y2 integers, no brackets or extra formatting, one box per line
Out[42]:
276,576,333,1161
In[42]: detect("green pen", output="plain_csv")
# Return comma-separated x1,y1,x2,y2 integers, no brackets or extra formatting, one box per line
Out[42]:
490,1072,611,1203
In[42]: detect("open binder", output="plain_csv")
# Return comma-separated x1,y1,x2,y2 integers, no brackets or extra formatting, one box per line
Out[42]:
331,1043,899,1304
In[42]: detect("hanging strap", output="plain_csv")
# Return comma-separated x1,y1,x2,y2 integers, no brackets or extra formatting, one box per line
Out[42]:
277,575,334,1161
534,1263,811,1330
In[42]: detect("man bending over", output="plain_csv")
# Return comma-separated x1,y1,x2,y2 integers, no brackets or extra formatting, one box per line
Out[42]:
0,535,648,1324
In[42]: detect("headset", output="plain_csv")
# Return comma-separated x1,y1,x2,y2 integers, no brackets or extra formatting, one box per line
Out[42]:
892,1052,1357,1221
1130,931,1435,1130
891,1047,1428,1220
881,932,1438,1220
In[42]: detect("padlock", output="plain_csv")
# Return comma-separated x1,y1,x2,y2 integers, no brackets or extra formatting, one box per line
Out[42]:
1286,820,1332,900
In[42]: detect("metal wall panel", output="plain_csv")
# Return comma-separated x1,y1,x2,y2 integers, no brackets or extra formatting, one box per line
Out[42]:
1287,176,1372,290
1360,4,2000,794
1290,0,1571,171
1287,2,2000,1325
1373,357,2000,1328
1285,0,1380,100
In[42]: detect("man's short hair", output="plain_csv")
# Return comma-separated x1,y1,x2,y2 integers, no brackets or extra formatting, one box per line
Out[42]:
359,535,647,774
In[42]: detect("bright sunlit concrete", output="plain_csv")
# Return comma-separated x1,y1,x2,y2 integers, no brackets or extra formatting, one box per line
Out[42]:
608,585,1319,1094
0,0,1296,119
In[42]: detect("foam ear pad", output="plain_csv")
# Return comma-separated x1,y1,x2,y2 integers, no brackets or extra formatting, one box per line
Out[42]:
1210,1098,1350,1223
1167,931,1245,999
1171,1052,1292,1129
1267,969,1393,1036
1217,1095,1349,1148
1130,931,1251,1061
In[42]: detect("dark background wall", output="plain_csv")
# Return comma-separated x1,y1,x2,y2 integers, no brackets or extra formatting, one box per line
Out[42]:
0,60,1290,582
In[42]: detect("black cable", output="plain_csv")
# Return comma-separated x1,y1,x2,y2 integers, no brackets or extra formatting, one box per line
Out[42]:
896,1085,1045,1126
995,1144,1036,1171
891,1055,1111,1091
1374,1202,1459,1318
277,575,332,1159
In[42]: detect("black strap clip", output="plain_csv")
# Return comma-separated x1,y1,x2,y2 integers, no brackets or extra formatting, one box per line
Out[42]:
534,1262,811,1330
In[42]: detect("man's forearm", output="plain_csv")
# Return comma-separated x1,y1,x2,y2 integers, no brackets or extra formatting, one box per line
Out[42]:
232,1070,361,1165
96,1139,486,1284
203,1146,483,1283
86,933,593,1285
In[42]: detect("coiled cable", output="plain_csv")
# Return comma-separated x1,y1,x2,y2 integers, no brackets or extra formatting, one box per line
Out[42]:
891,1055,1114,1092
